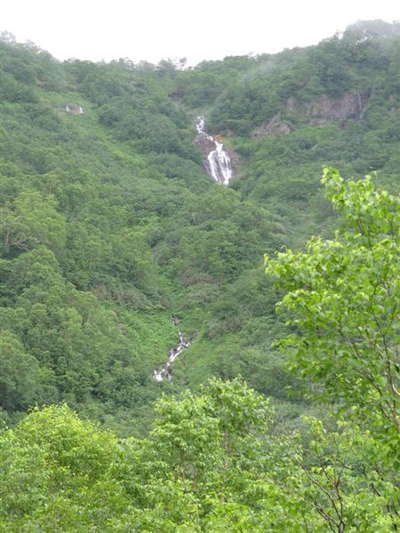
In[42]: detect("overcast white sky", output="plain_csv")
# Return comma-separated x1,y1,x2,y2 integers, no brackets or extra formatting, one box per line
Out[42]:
2,0,399,65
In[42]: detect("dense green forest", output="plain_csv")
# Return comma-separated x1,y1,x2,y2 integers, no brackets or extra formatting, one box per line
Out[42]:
1,19,400,530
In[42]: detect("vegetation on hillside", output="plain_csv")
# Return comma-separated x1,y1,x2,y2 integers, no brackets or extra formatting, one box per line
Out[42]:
1,21,400,529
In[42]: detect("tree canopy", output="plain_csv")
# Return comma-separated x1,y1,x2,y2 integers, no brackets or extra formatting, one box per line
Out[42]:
266,169,400,450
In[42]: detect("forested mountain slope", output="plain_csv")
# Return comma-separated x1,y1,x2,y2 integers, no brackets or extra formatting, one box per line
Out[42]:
1,19,400,531
1,20,400,435
0,34,285,433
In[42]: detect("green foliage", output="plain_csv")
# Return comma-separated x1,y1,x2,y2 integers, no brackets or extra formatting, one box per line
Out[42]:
1,26,400,529
0,191,66,256
2,21,400,427
0,331,41,410
295,417,399,531
266,169,400,448
204,25,400,136
0,405,127,532
1,381,398,531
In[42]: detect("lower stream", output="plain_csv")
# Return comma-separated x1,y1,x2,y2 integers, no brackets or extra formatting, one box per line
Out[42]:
153,317,191,382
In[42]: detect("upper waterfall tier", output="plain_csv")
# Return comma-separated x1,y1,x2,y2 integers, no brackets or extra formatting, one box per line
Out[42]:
195,117,233,186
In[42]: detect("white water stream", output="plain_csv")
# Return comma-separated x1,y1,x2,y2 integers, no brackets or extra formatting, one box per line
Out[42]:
153,120,231,382
153,317,191,382
196,117,233,185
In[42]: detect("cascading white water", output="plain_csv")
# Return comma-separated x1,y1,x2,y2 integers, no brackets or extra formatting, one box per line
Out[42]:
196,117,206,134
208,142,232,185
196,117,233,185
153,318,191,382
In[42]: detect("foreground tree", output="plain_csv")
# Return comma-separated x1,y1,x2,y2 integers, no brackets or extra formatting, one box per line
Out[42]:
265,168,400,448
1,378,397,531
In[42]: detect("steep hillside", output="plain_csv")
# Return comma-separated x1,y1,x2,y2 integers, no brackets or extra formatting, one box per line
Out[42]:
1,20,400,435
0,37,288,433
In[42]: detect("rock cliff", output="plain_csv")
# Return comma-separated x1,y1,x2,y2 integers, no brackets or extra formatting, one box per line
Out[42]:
252,91,369,138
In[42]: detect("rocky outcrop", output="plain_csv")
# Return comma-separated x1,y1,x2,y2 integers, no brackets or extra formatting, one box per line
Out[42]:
252,113,292,139
194,132,216,160
65,104,84,115
286,97,297,113
252,91,369,139
303,92,367,124
286,92,369,124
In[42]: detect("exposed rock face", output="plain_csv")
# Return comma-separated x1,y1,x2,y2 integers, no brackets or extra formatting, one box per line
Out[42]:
252,92,369,139
194,132,216,160
304,92,367,124
65,104,84,115
286,97,297,113
252,113,292,139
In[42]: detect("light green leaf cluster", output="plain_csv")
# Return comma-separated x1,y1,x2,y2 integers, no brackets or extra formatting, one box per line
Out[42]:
1,379,398,531
0,381,323,532
266,169,400,446
265,169,400,527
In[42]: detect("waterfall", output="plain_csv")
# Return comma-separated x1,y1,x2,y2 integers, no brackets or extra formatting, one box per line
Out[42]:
196,117,206,134
196,117,233,185
153,317,191,382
